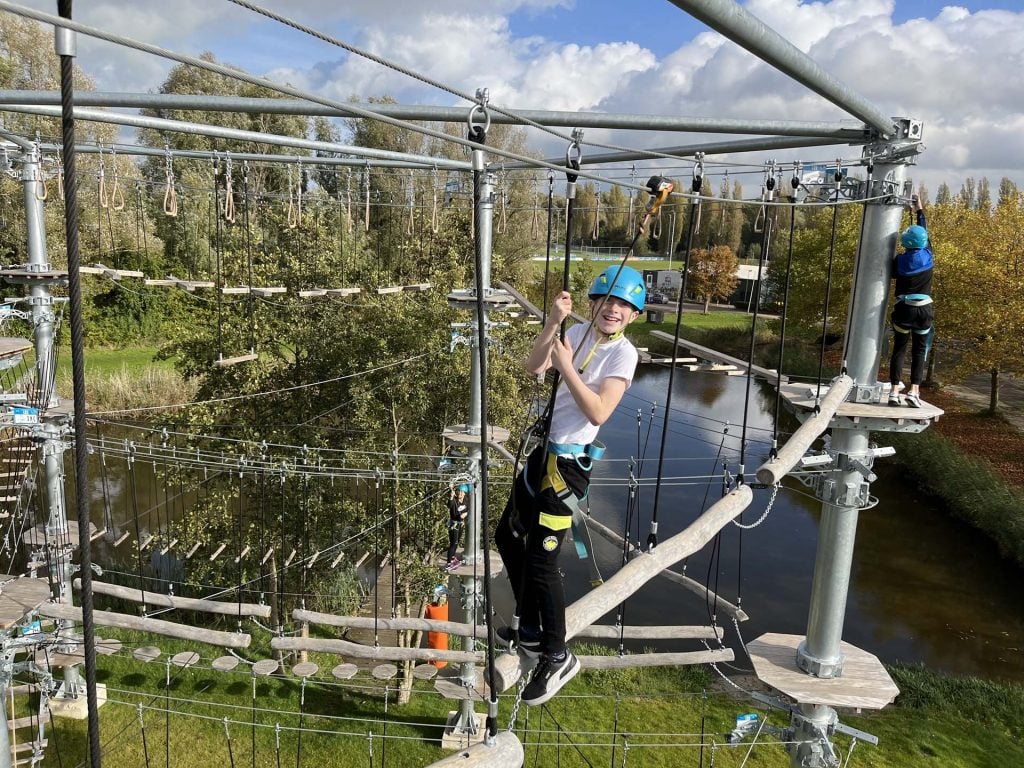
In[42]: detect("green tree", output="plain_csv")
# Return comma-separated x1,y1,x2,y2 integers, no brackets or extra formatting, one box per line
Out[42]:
688,245,740,313
997,177,1019,207
977,177,992,214
936,183,952,205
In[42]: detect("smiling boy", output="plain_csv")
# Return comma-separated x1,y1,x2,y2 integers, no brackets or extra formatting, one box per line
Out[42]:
496,265,644,706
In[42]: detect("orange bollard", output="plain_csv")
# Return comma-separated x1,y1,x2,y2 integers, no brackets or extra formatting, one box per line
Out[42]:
425,600,449,668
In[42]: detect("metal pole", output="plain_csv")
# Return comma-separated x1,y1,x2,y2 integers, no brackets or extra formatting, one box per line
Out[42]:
798,159,906,675
0,90,873,138
790,159,907,767
22,151,56,409
38,143,450,170
0,104,471,170
535,135,857,168
666,0,896,137
456,149,495,737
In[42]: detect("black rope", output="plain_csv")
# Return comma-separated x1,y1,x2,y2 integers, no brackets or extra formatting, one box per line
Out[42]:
128,452,147,613
815,170,843,403
542,173,555,323
840,163,874,371
770,173,801,457
739,170,776,477
647,181,701,550
468,125,502,738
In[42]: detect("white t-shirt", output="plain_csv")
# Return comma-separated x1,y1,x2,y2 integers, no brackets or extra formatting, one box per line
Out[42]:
548,322,638,446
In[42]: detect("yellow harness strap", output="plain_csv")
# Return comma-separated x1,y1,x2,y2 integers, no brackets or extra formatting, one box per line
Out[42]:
538,452,574,531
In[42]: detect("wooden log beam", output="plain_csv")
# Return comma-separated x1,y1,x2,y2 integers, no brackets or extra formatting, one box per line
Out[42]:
493,486,752,692
756,374,854,486
584,515,747,622
295,609,722,643
578,624,722,641
424,732,523,768
271,636,484,664
578,648,733,669
37,602,251,648
75,579,271,618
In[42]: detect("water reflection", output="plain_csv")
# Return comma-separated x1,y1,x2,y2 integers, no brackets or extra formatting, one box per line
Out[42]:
576,365,1024,683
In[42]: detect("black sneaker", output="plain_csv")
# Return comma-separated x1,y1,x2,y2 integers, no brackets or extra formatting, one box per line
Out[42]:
495,625,541,659
522,651,580,706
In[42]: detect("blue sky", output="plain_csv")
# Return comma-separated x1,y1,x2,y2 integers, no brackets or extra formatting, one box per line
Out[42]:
12,0,1024,191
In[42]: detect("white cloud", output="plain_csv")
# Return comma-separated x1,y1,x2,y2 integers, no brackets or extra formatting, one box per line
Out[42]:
7,0,1023,192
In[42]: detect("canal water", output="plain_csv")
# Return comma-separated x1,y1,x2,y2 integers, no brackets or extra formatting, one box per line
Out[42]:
76,364,1024,684
550,365,1024,683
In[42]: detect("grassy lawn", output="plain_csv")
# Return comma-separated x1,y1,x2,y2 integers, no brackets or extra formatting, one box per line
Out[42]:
34,627,1024,767
53,345,173,379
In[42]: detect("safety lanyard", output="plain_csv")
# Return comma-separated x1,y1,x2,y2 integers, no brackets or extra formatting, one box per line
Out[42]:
575,328,622,375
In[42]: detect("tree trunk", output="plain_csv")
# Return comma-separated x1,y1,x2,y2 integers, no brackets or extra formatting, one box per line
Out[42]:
703,295,710,315
990,367,1000,414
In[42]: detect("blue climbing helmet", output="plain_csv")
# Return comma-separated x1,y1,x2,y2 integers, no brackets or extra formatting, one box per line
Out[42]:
589,265,646,311
901,224,928,249
457,484,471,493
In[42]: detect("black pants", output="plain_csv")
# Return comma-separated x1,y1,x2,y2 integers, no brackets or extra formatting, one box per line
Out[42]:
496,448,590,656
890,303,934,386
446,524,461,562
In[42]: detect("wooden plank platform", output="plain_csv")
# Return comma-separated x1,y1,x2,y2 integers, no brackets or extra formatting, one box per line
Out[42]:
746,633,899,710
651,331,787,383
298,289,328,298
0,576,49,629
22,520,95,549
440,549,504,579
250,287,287,297
777,382,943,433
442,424,511,447
0,269,68,284
375,286,404,295
0,338,31,361
213,353,258,368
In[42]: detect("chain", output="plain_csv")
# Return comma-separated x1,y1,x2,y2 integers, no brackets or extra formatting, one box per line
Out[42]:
506,674,529,732
732,482,779,530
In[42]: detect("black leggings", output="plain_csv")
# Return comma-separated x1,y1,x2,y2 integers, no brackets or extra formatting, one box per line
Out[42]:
890,303,934,386
496,449,590,656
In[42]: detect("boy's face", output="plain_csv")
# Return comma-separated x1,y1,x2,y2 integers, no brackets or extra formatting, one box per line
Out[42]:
590,296,640,336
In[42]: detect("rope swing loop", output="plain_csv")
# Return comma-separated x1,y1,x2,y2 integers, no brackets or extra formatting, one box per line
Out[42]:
162,144,178,218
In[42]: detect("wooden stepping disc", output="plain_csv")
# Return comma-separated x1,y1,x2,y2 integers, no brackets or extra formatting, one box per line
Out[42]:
331,663,357,680
292,662,318,678
413,664,438,680
212,655,239,672
371,663,398,680
96,639,122,656
171,651,200,668
252,659,279,676
133,646,161,663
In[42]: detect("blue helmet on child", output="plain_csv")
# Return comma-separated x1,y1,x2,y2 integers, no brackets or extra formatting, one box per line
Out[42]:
901,225,928,249
589,265,646,311
457,484,471,493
